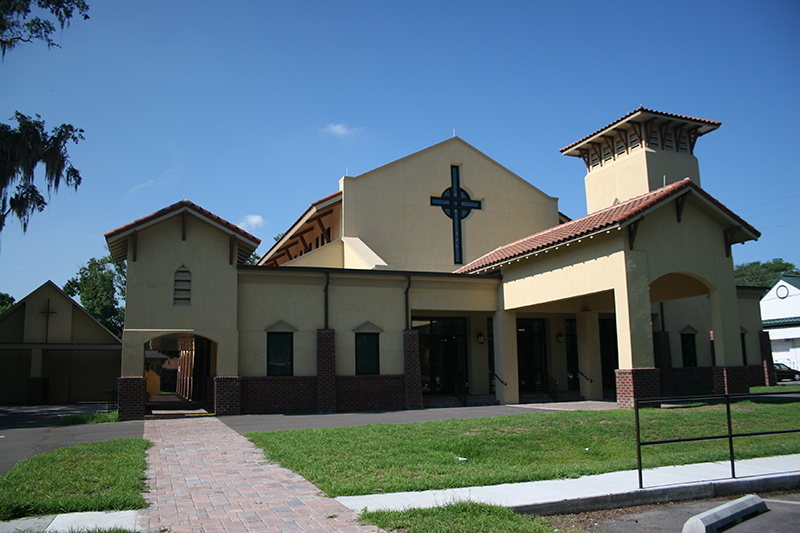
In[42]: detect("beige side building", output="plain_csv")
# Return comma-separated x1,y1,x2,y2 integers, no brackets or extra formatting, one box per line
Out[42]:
0,281,122,404
105,107,773,420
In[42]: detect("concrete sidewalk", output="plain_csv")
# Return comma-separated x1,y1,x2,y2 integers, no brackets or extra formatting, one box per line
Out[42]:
3,455,797,532
336,454,800,515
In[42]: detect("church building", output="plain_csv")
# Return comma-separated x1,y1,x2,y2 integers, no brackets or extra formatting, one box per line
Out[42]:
105,107,773,421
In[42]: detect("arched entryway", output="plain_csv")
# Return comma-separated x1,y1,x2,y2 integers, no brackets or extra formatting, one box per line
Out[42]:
144,333,217,404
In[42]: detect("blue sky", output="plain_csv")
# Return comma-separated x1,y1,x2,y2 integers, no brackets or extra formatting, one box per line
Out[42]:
1,0,799,300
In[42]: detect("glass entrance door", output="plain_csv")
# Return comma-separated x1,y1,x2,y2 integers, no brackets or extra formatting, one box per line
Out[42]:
517,318,547,392
412,317,467,395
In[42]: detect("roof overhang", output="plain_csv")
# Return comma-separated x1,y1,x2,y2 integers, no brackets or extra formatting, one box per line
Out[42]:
105,200,261,264
259,191,342,266
560,107,721,158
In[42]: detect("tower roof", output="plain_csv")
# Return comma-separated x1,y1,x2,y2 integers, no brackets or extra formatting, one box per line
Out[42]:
560,107,721,158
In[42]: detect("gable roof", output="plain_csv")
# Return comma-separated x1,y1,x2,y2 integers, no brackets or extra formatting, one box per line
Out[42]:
0,280,122,343
258,191,342,266
770,273,800,291
105,200,261,263
457,178,759,274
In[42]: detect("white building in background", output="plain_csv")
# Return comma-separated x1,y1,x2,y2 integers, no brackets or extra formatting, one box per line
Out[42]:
761,274,800,370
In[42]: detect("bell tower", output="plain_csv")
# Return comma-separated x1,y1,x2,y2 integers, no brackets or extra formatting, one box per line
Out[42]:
560,107,721,214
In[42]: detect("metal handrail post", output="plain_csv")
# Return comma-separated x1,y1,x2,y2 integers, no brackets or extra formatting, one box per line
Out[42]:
635,398,643,489
726,394,736,479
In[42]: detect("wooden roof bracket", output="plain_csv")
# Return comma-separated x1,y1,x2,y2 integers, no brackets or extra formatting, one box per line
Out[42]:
603,135,616,161
590,142,604,167
687,126,701,154
182,211,188,241
579,148,591,171
672,124,685,153
675,194,687,223
723,226,740,257
630,121,644,146
628,217,643,250
616,129,630,154
643,118,656,148
316,218,328,244
658,120,674,151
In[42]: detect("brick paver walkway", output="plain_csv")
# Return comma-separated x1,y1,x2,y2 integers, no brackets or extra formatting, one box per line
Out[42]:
139,417,384,532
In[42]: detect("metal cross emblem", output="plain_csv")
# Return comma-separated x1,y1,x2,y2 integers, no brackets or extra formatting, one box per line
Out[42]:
430,166,481,264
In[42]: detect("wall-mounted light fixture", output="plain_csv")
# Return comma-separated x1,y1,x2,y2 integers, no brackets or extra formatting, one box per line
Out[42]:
557,332,565,343
477,332,485,344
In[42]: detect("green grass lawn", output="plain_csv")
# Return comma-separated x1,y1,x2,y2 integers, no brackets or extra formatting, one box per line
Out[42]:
247,398,800,498
54,410,119,426
363,501,558,533
0,438,150,521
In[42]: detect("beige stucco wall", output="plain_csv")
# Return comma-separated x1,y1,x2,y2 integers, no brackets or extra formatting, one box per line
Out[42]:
23,284,74,343
584,148,701,214
285,240,345,268
341,138,559,272
237,269,500,380
122,213,240,376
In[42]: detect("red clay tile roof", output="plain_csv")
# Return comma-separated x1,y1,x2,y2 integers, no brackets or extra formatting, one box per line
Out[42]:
560,106,721,155
104,199,261,245
456,179,759,274
312,191,342,207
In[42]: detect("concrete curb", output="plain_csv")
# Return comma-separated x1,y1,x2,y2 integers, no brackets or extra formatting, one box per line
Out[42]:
512,473,800,516
681,494,767,533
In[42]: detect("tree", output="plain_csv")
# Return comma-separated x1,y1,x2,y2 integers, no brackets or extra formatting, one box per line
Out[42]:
64,254,125,336
1,0,89,57
0,1,88,236
0,291,14,313
734,258,800,287
1,112,84,232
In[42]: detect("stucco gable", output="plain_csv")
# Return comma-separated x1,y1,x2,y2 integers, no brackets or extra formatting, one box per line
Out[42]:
105,200,261,264
0,280,121,344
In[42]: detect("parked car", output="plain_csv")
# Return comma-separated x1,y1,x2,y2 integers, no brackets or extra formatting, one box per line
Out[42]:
774,363,800,381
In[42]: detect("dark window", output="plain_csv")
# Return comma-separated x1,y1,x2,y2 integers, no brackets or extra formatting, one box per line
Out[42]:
356,332,380,375
681,333,697,367
267,332,293,376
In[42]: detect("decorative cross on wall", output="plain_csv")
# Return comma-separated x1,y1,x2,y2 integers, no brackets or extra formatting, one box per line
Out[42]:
40,298,57,343
430,166,481,264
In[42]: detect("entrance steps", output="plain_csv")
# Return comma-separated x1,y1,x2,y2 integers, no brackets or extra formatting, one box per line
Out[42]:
423,395,500,408
146,409,212,420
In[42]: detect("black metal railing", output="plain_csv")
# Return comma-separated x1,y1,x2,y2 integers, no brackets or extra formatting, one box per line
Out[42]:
577,370,593,383
546,373,559,401
453,373,469,407
490,371,507,387
105,388,118,413
634,390,800,489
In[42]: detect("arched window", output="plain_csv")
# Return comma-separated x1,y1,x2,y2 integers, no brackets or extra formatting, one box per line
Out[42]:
174,266,191,306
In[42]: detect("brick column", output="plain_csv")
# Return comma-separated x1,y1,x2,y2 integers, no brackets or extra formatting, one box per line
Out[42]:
615,368,660,409
118,377,146,421
317,329,336,413
652,331,673,397
403,329,423,409
213,376,241,416
760,331,776,386
713,366,750,395
27,377,49,404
